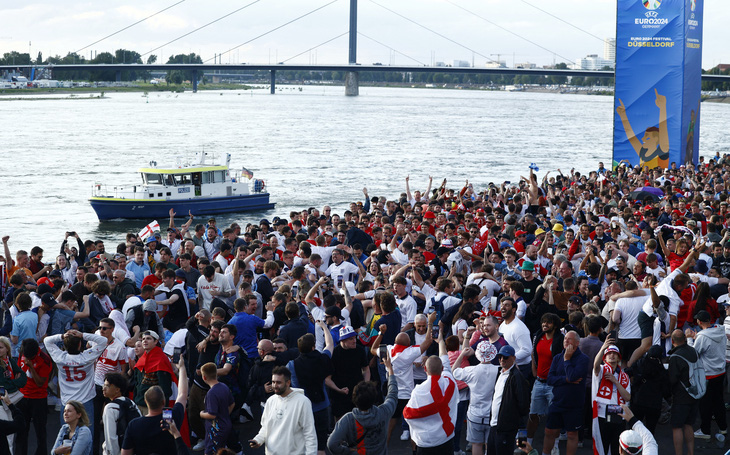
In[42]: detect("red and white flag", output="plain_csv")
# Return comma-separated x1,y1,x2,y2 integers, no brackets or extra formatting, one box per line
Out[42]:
138,220,160,240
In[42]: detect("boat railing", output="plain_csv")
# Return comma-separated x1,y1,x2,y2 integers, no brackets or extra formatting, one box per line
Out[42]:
92,183,142,198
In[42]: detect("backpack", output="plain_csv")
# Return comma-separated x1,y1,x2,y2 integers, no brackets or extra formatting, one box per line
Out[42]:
113,397,142,447
670,352,707,400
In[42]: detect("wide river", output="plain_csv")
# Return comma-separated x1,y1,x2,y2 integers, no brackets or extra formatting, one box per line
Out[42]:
2,86,729,254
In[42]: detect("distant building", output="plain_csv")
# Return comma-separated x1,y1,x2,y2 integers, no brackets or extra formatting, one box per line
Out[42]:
515,62,536,69
453,60,470,68
577,54,614,70
604,38,616,62
485,61,506,69
716,64,730,72
434,61,446,67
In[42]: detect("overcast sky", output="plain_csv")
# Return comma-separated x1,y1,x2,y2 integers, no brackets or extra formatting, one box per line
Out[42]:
3,0,728,69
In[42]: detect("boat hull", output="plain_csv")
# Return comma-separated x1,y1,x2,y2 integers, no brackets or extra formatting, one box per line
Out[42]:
89,194,275,220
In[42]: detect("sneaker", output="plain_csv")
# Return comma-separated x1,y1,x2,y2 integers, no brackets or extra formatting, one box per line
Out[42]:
559,432,567,441
400,430,410,441
454,451,466,455
694,429,711,440
551,445,560,455
192,440,206,452
465,442,472,452
720,429,728,435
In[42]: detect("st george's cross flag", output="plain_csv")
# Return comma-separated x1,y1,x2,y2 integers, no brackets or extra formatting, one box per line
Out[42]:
138,220,161,241
403,355,459,448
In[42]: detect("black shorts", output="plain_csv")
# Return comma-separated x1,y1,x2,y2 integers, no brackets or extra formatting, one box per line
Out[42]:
395,398,409,417
637,312,655,340
313,408,330,450
617,338,641,361
546,406,583,432
670,402,699,428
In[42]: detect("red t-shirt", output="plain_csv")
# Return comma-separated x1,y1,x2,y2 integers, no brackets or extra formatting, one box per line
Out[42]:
19,353,52,399
536,334,553,380
142,275,162,288
668,252,689,271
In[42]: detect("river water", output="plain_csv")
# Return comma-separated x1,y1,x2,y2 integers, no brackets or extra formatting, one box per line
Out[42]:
2,86,729,253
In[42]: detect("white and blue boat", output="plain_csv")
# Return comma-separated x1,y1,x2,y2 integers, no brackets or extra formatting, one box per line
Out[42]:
89,152,274,220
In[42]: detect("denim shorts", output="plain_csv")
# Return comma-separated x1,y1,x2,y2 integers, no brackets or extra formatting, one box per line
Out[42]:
529,379,553,415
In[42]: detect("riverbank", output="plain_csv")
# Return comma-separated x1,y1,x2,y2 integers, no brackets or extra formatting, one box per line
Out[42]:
0,82,258,97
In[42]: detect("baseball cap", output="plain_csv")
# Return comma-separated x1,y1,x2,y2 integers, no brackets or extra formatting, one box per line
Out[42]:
142,330,159,340
695,310,711,323
497,345,515,358
338,326,357,341
145,236,157,244
259,218,270,226
515,230,527,237
41,293,58,308
48,269,63,278
618,429,644,454
441,239,454,248
325,306,342,319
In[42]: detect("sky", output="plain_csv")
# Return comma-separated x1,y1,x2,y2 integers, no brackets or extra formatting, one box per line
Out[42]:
2,0,729,69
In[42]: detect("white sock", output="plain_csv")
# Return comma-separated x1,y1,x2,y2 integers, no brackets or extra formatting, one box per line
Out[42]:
555,439,560,449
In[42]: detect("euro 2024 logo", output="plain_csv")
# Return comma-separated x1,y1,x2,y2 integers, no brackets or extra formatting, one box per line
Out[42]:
642,0,661,10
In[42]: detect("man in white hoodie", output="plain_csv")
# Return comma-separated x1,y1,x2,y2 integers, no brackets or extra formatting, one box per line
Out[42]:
250,366,317,455
686,310,727,440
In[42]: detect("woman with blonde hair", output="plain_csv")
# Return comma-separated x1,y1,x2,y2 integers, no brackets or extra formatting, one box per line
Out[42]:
52,400,92,455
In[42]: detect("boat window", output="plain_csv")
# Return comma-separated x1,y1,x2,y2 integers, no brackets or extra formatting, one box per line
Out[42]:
144,173,163,185
174,174,192,185
164,175,175,186
216,170,226,182
202,172,211,184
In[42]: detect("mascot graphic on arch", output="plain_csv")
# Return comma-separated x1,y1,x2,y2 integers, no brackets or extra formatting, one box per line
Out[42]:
616,88,670,169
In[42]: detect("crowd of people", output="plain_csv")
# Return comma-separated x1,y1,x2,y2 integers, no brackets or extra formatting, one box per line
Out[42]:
1,155,730,455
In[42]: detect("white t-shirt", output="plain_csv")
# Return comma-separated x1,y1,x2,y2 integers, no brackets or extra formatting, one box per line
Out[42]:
467,275,501,309
325,260,359,285
614,295,645,339
45,333,108,403
382,345,422,399
196,273,233,311
642,268,682,317
396,295,417,329
500,318,532,366
453,362,500,421
452,319,468,338
94,338,128,386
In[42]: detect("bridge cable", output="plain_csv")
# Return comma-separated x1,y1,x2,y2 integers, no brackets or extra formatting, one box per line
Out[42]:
74,0,187,54
281,31,349,63
357,32,427,66
208,0,341,63
519,0,614,50
444,0,576,65
366,0,499,64
140,0,263,58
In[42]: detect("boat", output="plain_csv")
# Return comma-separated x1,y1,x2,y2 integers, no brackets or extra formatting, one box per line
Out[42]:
89,152,275,220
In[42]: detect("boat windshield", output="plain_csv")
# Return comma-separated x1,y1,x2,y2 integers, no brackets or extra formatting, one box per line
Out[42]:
173,174,192,185
143,173,163,185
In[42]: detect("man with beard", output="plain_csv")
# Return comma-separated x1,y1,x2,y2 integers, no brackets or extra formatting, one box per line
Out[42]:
499,297,533,380
469,315,508,366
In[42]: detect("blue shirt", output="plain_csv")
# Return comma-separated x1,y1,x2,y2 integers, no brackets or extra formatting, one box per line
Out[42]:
11,311,38,357
229,312,265,358
126,261,150,287
547,347,590,410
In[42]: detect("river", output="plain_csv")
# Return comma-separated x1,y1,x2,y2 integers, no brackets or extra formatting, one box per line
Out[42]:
2,86,729,253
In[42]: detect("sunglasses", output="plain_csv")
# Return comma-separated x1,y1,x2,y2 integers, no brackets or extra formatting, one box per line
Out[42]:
98,326,112,331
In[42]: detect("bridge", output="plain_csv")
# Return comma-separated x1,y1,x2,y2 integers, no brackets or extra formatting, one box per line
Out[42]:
2,1,729,95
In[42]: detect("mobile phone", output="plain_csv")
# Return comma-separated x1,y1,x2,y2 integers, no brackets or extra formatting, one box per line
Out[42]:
608,330,617,340
162,408,172,429
336,275,344,288
172,347,182,364
517,429,527,448
606,404,623,415
0,387,6,396
432,326,439,340
378,345,388,361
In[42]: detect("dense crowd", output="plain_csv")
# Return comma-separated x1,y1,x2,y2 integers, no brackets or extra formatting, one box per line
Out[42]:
1,154,730,455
